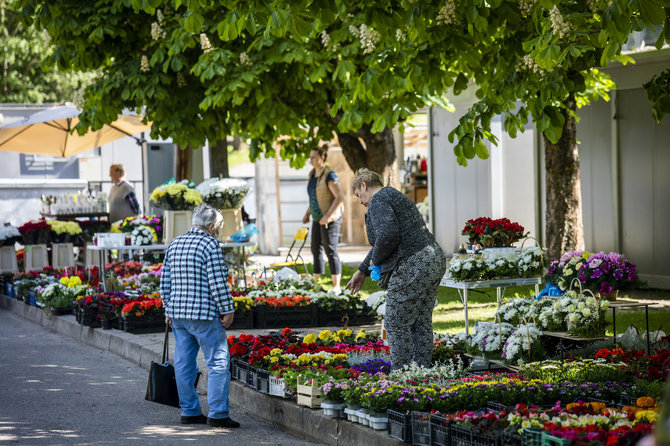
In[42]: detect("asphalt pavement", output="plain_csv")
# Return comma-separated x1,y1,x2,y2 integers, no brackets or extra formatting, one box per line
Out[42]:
0,309,324,446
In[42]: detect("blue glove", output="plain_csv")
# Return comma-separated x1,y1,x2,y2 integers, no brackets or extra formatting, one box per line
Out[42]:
536,283,563,300
369,265,381,282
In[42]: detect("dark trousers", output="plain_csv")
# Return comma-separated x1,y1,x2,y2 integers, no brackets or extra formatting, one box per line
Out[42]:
310,217,342,275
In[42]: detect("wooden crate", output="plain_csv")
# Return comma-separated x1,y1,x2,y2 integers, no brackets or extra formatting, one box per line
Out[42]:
24,244,48,271
0,246,18,273
163,210,193,244
218,208,243,240
51,243,74,268
297,376,322,408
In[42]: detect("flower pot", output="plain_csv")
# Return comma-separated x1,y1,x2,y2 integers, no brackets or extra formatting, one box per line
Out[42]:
321,401,345,418
343,406,359,423
217,208,244,240
51,243,74,268
368,413,388,430
356,409,369,426
597,289,619,301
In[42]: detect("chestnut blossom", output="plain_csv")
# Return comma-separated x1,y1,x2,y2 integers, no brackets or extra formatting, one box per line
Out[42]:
549,6,571,39
140,55,150,73
437,1,456,26
200,33,213,53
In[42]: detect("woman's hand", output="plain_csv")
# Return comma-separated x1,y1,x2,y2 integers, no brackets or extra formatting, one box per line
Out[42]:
319,216,329,226
345,270,366,294
302,210,310,224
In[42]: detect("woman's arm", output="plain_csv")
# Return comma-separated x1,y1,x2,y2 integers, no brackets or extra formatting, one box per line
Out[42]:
320,180,344,224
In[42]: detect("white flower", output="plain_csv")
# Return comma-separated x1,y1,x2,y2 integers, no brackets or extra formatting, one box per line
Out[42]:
357,24,380,55
200,33,213,53
549,6,571,39
320,30,331,49
151,22,167,40
140,55,150,73
581,308,591,317
239,52,252,67
437,1,456,25
0,225,20,241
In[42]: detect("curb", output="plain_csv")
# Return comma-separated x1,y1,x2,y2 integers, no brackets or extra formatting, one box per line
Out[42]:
0,294,401,446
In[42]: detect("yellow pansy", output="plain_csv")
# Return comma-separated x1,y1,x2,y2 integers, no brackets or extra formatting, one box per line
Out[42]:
355,329,366,340
337,329,352,338
318,330,331,341
303,334,317,344
331,334,341,343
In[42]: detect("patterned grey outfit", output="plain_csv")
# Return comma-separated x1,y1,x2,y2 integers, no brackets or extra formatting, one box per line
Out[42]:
358,187,446,370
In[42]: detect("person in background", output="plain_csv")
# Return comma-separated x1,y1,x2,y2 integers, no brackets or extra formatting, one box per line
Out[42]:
301,145,345,293
345,168,446,370
160,204,240,429
108,164,140,223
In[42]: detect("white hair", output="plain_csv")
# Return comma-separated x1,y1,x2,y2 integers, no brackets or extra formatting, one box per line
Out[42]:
192,204,224,233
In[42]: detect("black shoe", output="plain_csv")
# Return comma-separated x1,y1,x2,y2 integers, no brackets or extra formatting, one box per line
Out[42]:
181,414,207,424
207,417,240,428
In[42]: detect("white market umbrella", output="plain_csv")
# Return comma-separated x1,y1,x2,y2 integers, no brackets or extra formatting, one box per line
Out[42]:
0,105,152,158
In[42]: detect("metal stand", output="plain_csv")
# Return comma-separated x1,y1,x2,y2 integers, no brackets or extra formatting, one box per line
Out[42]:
439,276,543,338
609,300,653,354
220,241,255,288
86,244,168,291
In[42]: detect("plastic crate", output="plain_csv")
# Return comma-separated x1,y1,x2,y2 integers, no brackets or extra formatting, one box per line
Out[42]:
230,310,254,330
230,357,238,380
522,428,543,446
247,366,258,388
501,431,522,446
387,409,412,442
121,315,165,334
486,401,515,413
256,368,270,394
78,307,101,327
51,306,73,316
450,424,499,446
318,309,347,326
237,360,249,383
540,432,571,446
253,305,317,329
411,411,431,446
269,376,286,397
430,414,449,446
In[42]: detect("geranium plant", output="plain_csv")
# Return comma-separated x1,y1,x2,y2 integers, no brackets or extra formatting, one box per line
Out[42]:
461,217,527,247
149,179,203,210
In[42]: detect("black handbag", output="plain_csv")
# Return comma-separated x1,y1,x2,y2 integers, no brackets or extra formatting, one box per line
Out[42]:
145,325,180,407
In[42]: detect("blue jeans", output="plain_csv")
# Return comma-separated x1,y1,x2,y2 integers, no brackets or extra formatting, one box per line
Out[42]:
171,318,230,419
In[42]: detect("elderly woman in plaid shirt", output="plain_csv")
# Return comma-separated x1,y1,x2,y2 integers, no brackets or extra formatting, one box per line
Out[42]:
160,204,240,429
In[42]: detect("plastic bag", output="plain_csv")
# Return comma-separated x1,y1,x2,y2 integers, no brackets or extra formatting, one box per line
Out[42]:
273,267,300,283
229,223,259,243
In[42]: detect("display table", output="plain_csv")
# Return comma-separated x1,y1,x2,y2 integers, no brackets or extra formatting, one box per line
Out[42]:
439,276,543,338
609,300,654,354
41,212,109,220
220,241,256,288
86,244,169,291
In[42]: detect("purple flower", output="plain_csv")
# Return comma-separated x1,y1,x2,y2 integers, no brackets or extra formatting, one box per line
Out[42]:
590,269,602,279
600,282,614,295
613,269,623,280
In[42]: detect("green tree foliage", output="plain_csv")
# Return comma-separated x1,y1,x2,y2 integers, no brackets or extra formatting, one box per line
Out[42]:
0,0,94,103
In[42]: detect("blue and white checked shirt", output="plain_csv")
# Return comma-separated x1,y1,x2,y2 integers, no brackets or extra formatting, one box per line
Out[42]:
160,227,234,319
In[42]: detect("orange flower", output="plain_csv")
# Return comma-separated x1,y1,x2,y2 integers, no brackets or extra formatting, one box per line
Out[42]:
637,397,656,408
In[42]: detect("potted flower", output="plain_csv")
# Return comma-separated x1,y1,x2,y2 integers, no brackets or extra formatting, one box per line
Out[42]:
462,217,528,248
546,250,639,299
150,180,202,243
0,224,21,247
47,220,83,244
196,177,249,210
18,219,51,245
130,225,156,245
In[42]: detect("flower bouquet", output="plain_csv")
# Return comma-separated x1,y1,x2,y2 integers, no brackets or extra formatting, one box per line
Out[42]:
462,217,528,247
149,179,203,210
130,226,156,245
501,322,545,365
546,250,639,298
119,215,163,241
196,177,249,209
0,224,21,247
19,219,52,245
47,220,83,244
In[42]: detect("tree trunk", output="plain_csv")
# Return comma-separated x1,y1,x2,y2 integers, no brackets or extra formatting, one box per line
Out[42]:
336,125,399,188
544,94,585,260
176,145,190,181
210,138,229,178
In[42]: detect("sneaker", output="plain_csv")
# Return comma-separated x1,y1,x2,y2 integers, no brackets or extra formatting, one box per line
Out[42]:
332,288,342,295
181,414,207,424
207,417,241,428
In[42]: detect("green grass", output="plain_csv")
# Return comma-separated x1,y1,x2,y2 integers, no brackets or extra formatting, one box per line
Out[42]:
303,263,670,336
227,146,251,169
